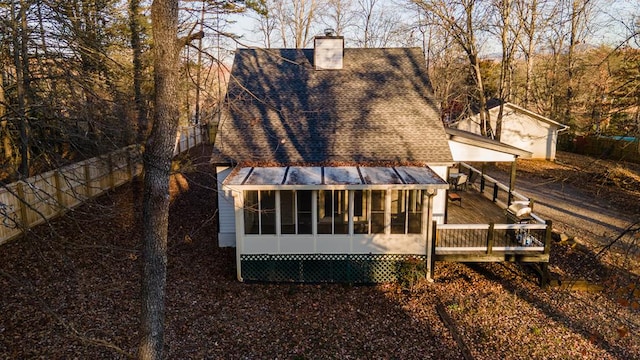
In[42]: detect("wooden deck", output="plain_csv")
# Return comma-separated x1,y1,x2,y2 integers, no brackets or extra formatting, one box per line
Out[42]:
436,185,552,286
433,164,553,286
445,187,508,224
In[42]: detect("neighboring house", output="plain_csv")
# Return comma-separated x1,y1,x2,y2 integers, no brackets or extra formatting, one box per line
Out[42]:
453,102,568,161
212,37,542,283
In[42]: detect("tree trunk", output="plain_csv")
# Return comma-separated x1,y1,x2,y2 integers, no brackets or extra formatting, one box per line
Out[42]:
130,0,147,142
470,57,490,137
11,0,31,178
139,0,179,357
495,0,514,142
523,0,538,109
194,0,205,125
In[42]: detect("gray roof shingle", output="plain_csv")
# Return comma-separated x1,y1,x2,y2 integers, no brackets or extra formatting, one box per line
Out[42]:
212,47,453,165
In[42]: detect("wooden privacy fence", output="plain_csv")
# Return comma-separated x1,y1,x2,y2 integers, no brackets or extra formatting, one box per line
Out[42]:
0,125,205,246
563,135,640,164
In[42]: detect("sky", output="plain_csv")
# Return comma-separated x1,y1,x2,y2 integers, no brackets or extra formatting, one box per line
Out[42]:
217,0,638,59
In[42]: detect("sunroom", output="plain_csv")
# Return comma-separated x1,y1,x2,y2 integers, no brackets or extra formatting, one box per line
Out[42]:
221,165,449,283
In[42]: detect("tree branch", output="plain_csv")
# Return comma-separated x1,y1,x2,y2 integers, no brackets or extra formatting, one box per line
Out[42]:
179,30,205,47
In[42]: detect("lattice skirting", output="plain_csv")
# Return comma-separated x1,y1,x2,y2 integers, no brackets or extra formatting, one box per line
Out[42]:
240,254,427,283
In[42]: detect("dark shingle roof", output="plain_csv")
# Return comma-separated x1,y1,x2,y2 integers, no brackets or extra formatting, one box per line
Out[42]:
212,47,453,165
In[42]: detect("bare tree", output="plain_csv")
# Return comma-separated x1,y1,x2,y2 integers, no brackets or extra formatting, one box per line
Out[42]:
252,0,279,47
563,0,598,125
357,0,377,47
8,0,32,178
322,0,355,36
514,0,546,108
266,0,321,48
353,0,404,48
413,0,493,137
492,0,521,140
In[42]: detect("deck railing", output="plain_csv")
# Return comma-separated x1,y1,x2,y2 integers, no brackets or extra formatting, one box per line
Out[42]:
435,222,551,254
437,163,552,260
459,162,531,210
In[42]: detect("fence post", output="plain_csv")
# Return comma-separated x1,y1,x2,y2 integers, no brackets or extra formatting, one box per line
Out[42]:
126,147,133,181
185,127,190,151
480,175,485,193
84,160,93,199
107,152,115,190
54,171,65,212
487,222,494,254
176,130,182,154
492,183,499,202
15,182,30,233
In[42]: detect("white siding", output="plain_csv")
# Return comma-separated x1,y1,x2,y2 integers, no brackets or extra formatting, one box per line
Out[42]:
457,106,562,160
241,234,426,255
448,141,516,162
352,234,425,254
217,167,237,247
429,165,448,224
496,109,554,160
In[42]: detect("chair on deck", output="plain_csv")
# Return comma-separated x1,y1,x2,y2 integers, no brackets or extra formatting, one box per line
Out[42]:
452,174,468,191
466,171,479,189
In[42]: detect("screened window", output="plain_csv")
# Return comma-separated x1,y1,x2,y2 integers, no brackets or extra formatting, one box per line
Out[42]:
297,190,313,234
391,190,423,234
317,190,348,234
261,191,276,234
391,190,406,234
370,190,386,234
280,190,313,235
407,190,423,234
280,191,295,234
245,188,423,236
353,190,369,234
243,190,276,235
244,191,259,234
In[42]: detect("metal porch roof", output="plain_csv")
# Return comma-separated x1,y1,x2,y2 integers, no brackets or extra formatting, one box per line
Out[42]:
223,166,449,190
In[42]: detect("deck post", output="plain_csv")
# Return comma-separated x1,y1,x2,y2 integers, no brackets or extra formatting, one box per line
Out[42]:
492,183,499,202
425,190,435,281
429,220,437,281
508,160,517,206
487,223,495,254
544,220,553,255
480,163,486,192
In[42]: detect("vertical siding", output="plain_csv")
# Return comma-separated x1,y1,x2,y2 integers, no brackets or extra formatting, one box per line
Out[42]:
217,167,237,247
459,107,560,160
501,113,552,160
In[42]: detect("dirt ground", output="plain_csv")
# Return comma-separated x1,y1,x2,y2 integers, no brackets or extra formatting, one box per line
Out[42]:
0,146,639,359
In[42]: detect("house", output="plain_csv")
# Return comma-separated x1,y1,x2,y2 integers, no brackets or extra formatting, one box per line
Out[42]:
453,102,568,161
212,37,551,284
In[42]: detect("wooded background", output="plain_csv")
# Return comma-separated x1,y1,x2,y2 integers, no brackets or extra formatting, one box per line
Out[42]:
1,0,639,180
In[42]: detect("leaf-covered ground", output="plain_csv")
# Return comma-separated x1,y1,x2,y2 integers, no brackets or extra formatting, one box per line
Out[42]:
1,146,639,359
